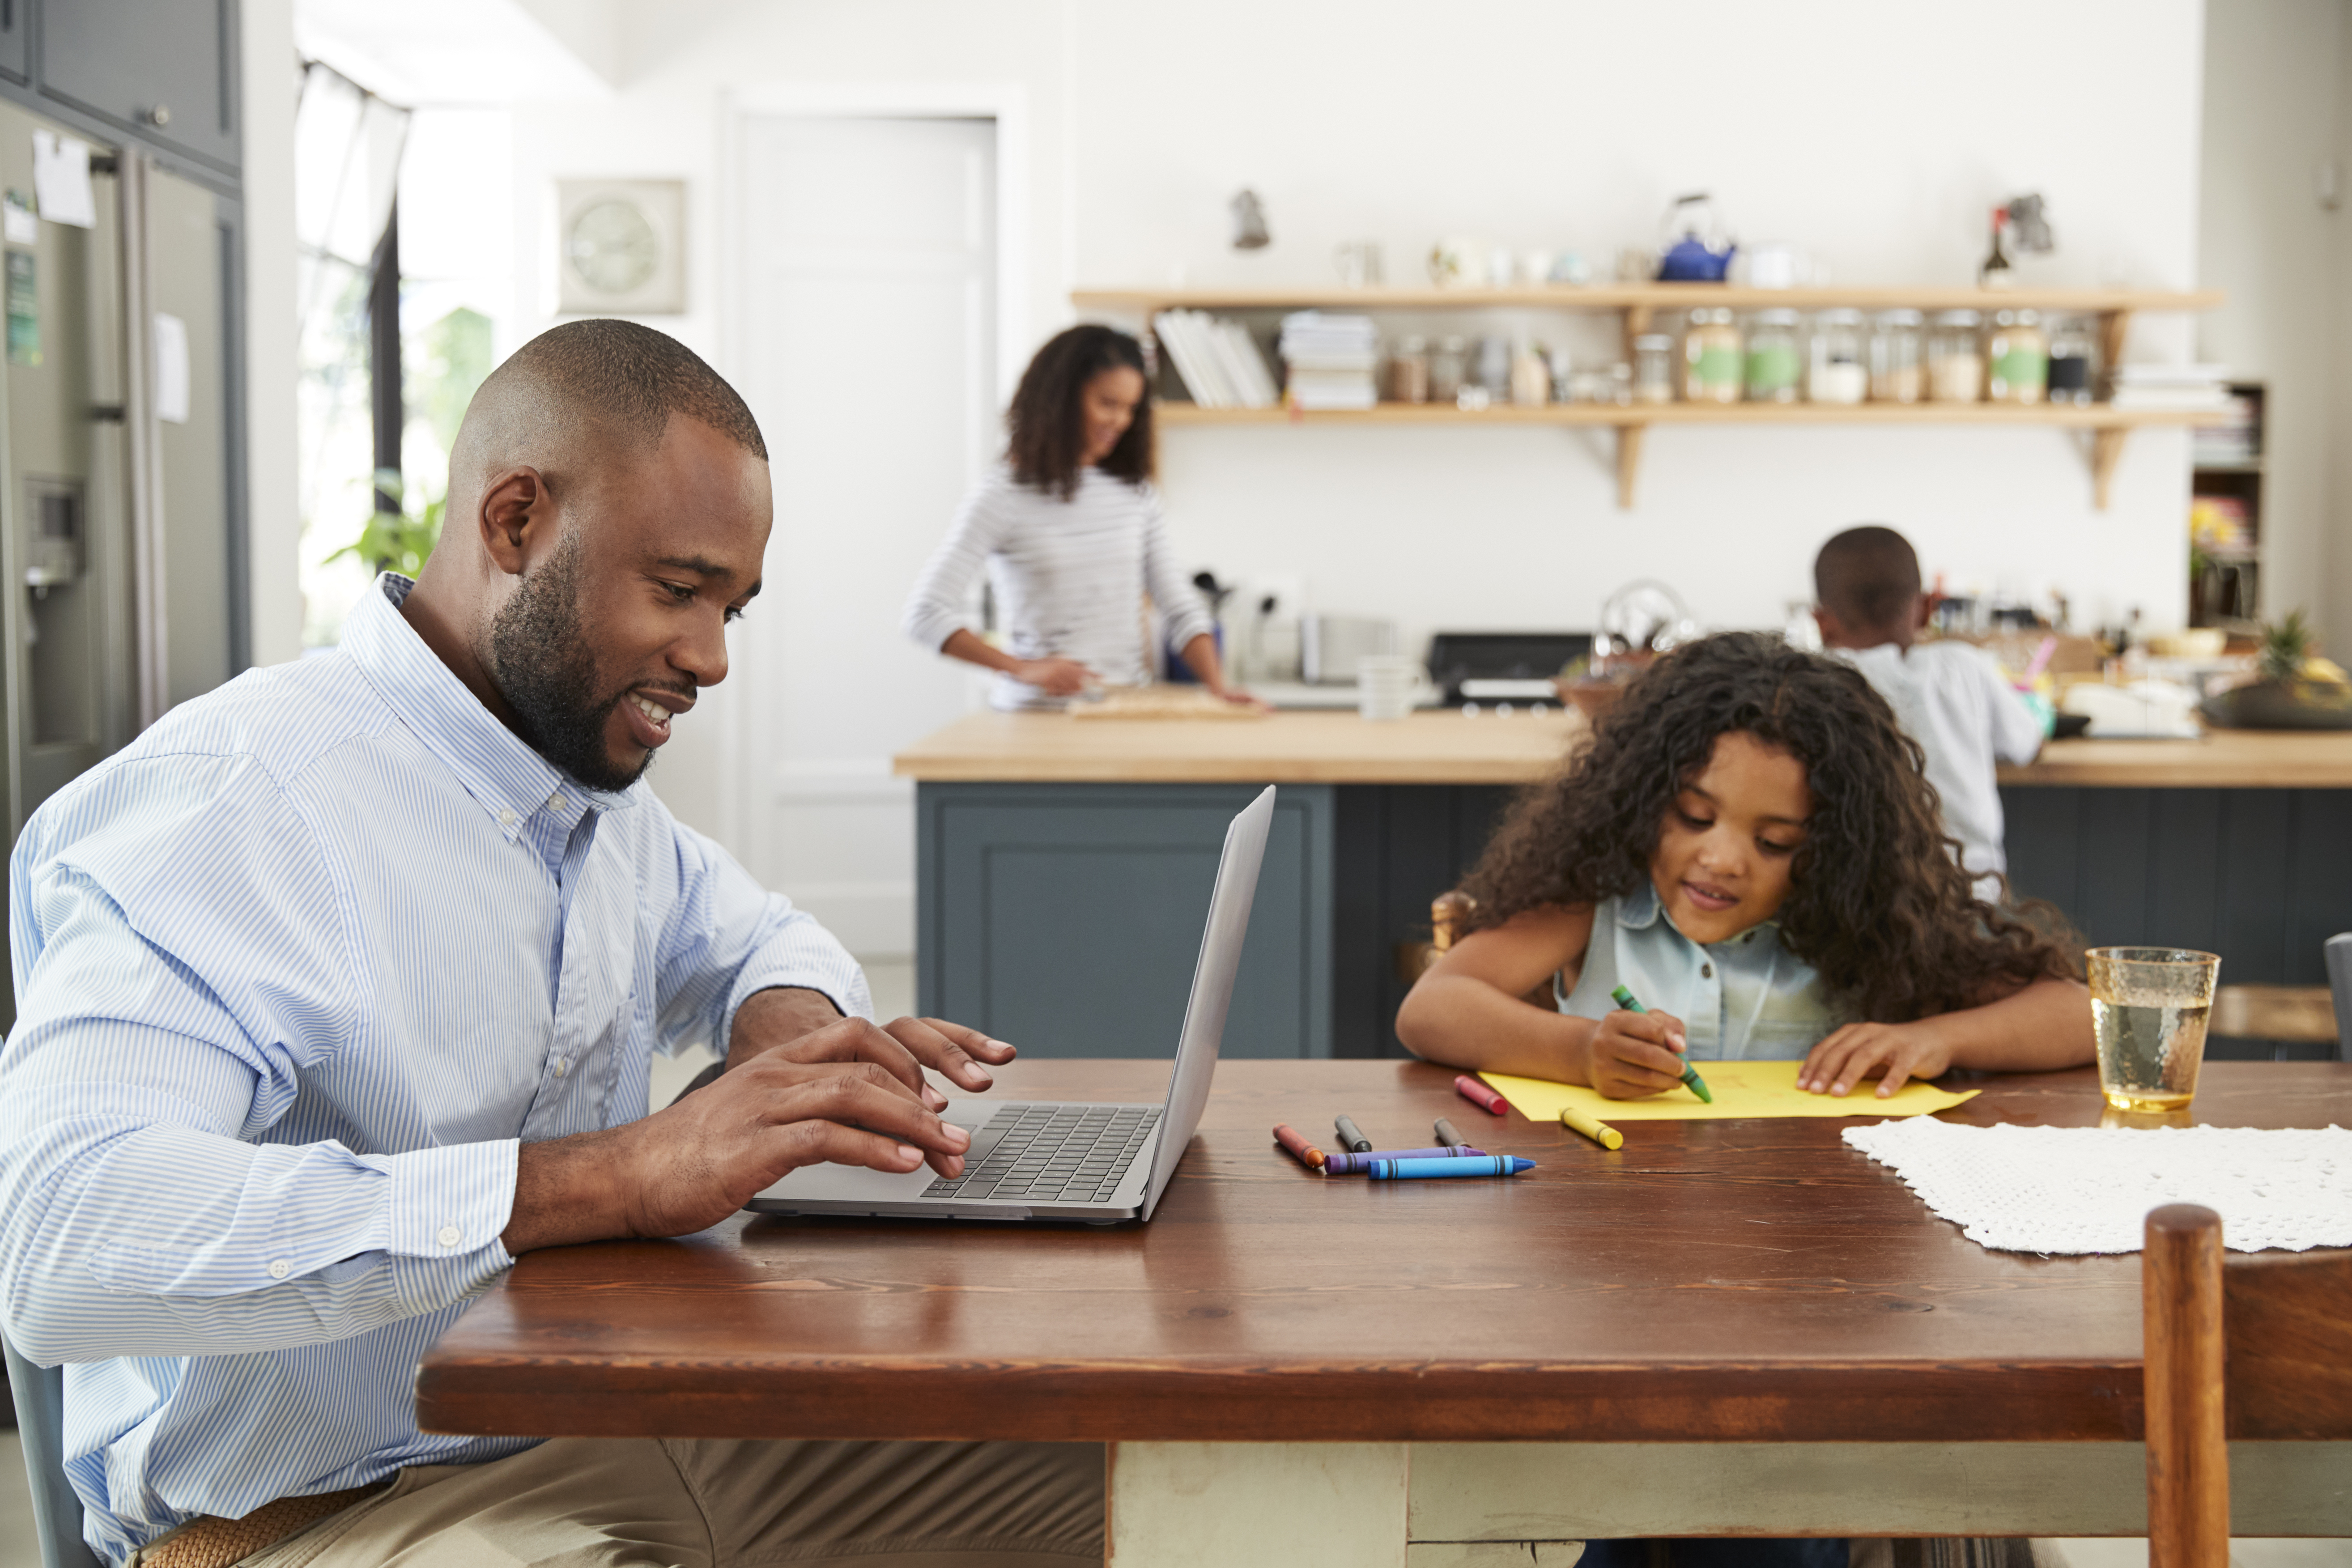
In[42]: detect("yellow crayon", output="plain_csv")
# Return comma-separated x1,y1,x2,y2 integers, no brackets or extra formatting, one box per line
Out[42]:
1559,1105,1624,1151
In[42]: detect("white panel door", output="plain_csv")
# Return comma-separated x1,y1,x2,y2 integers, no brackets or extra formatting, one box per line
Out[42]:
728,115,995,956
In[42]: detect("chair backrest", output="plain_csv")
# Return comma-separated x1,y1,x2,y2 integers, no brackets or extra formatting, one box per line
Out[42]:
2327,933,2352,1061
2142,1204,2352,1568
3,1334,102,1568
2207,984,2336,1045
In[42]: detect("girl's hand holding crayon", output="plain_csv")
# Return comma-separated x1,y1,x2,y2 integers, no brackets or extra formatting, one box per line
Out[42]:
1798,1020,1953,1097
1586,1005,1696,1100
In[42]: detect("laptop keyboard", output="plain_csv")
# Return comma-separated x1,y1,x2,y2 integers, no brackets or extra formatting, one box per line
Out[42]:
922,1103,1161,1205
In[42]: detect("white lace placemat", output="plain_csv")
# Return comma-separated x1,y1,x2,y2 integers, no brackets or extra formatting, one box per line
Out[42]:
1842,1118,2352,1254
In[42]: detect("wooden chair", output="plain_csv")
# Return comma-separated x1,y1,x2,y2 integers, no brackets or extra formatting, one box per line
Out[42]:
2141,1204,2352,1567
1392,891,1555,1010
2208,984,2337,1055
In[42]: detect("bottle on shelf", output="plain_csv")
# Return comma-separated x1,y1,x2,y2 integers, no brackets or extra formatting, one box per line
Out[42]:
2046,315,2095,407
1632,334,1676,404
1682,308,1742,404
1390,336,1431,404
1429,336,1467,404
1744,309,1802,404
1927,310,1985,403
1870,309,1925,403
1808,309,1867,404
1986,309,2049,404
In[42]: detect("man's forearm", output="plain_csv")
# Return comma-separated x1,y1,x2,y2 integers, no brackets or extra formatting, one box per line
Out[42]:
725,985,845,1071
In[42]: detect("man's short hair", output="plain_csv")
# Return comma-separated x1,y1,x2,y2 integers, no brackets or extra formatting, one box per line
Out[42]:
1814,524,1922,634
485,318,767,462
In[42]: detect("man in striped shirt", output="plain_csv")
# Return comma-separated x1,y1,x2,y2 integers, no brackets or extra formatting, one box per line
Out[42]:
0,322,1104,1566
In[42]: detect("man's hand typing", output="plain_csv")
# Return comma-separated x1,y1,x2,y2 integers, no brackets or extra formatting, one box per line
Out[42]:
502,1035,976,1253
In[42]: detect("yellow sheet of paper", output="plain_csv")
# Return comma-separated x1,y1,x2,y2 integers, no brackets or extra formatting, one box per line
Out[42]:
1480,1061,1979,1121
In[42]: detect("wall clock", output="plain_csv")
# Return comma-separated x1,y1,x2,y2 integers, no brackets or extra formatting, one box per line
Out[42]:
555,178,686,314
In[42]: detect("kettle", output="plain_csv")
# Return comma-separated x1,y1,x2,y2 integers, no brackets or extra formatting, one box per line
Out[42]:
1655,192,1736,283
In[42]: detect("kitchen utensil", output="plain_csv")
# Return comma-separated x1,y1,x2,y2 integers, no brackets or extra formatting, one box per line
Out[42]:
1357,654,1421,722
1655,192,1736,282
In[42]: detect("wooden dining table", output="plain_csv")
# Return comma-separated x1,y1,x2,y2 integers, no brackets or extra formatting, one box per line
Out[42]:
416,1058,2352,1565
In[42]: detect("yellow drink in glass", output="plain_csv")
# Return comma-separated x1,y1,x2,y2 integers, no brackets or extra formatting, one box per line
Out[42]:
2085,947,2220,1113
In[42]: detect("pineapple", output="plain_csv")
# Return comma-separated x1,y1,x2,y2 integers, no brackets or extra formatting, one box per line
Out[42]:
2256,612,2348,687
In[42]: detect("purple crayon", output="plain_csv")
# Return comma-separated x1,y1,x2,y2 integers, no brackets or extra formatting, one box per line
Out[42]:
1366,1156,1535,1181
1324,1146,1489,1174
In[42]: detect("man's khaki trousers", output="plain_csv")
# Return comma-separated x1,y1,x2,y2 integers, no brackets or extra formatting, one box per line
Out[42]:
138,1437,1106,1568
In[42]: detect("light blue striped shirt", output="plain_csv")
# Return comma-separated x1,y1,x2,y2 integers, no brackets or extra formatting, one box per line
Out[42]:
0,574,870,1564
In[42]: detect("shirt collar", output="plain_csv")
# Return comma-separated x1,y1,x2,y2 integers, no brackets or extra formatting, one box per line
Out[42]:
1620,877,1782,947
341,574,641,839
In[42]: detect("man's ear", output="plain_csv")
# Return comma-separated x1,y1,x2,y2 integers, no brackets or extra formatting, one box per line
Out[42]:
1912,591,1932,631
1812,604,1845,644
477,467,552,578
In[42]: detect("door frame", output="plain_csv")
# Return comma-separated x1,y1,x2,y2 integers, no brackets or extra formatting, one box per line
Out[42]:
713,82,1025,884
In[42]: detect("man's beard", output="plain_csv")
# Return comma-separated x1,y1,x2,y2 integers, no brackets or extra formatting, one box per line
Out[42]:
486,530,652,793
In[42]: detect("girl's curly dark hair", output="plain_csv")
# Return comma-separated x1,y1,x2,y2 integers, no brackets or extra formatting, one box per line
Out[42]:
1005,325,1154,499
1458,631,2078,1022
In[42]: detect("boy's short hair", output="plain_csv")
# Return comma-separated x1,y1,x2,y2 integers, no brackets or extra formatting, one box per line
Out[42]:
1814,525,1922,635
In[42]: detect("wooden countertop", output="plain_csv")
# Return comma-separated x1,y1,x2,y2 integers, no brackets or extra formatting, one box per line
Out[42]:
893,709,1588,784
892,710,2352,788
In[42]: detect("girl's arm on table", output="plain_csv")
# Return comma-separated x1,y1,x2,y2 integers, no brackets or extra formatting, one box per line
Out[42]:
1396,905,1698,1098
1798,975,2095,1097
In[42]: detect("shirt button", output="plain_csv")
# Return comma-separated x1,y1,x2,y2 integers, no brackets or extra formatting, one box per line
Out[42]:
1701,963,1714,979
497,808,518,828
267,1259,291,1280
549,793,567,811
436,1225,461,1248
553,1057,569,1077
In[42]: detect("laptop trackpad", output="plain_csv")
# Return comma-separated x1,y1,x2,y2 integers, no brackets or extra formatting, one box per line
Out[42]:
754,1105,1002,1202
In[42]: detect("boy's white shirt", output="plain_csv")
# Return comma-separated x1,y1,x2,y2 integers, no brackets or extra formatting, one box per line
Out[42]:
1829,641,2045,880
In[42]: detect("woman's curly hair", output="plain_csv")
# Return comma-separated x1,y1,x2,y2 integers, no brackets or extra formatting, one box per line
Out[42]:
1458,632,2078,1022
1005,325,1154,499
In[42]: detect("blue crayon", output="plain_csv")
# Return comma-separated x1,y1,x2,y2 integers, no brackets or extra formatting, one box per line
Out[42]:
1365,1156,1535,1181
1324,1146,1489,1174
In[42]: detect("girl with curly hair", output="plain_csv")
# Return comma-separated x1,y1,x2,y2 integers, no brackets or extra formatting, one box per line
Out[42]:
1396,631,2091,1100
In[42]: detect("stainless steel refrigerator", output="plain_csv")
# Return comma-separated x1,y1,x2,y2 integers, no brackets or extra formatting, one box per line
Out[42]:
0,95,233,1029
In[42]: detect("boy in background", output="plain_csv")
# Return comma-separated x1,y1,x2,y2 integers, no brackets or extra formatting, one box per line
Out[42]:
1812,525,2045,892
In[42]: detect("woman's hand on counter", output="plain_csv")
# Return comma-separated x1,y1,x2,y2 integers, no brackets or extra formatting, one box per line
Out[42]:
1206,683,1272,711
1013,656,1097,696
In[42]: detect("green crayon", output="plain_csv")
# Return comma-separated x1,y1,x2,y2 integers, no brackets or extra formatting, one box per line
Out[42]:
1609,984,1713,1104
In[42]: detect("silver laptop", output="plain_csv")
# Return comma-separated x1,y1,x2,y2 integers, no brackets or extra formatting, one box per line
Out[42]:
747,785,1274,1225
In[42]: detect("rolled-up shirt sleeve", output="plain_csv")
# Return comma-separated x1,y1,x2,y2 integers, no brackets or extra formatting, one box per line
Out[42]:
902,482,1008,655
0,758,518,1365
1139,486,1216,651
651,816,872,1061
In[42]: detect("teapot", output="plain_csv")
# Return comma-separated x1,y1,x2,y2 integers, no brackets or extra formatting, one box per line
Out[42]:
1654,192,1736,283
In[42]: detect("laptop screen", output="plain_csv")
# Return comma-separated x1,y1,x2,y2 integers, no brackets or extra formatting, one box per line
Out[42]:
1139,786,1275,1220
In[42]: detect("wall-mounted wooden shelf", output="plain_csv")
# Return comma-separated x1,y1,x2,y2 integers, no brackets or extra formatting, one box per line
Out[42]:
1154,401,2210,509
1076,283,2224,510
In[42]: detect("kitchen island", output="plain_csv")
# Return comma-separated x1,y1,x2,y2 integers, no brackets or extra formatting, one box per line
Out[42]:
896,711,2352,1058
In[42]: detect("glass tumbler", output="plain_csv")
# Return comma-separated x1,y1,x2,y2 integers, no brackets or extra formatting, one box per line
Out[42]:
2084,947,2221,1113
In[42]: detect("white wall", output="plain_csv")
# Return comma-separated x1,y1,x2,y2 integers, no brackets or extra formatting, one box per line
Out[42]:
396,0,2213,955
242,0,302,666
2199,0,2346,644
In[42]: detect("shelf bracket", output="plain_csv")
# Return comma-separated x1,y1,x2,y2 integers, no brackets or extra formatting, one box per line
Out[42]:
1615,423,1646,510
1622,303,1654,366
2090,427,2128,510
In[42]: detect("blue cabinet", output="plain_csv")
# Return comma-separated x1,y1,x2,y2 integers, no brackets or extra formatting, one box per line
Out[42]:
917,783,1334,1059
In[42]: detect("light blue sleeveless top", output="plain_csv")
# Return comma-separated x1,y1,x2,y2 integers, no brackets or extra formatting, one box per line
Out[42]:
1553,883,1849,1060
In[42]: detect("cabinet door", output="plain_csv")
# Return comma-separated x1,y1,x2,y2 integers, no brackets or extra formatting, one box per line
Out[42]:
919,784,1334,1059
0,0,26,85
39,0,237,171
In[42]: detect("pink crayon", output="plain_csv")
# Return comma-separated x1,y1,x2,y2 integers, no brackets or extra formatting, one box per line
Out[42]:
1453,1075,1507,1115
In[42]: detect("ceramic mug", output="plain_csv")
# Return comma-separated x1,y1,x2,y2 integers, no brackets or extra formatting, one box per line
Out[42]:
1428,237,1487,289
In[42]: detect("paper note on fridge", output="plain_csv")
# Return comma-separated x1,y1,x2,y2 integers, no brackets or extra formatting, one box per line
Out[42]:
31,131,95,229
153,314,190,424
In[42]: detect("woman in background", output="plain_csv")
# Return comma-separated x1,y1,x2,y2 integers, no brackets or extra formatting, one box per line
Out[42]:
902,324,1252,710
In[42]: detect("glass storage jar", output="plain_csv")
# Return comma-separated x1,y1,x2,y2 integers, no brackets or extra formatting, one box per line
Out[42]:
2046,314,2096,406
1390,335,1430,404
1927,309,1985,403
1429,336,1467,404
1870,309,1924,403
1986,308,2049,404
1745,309,1802,403
1808,308,1867,404
1632,333,1676,404
1682,308,1741,404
